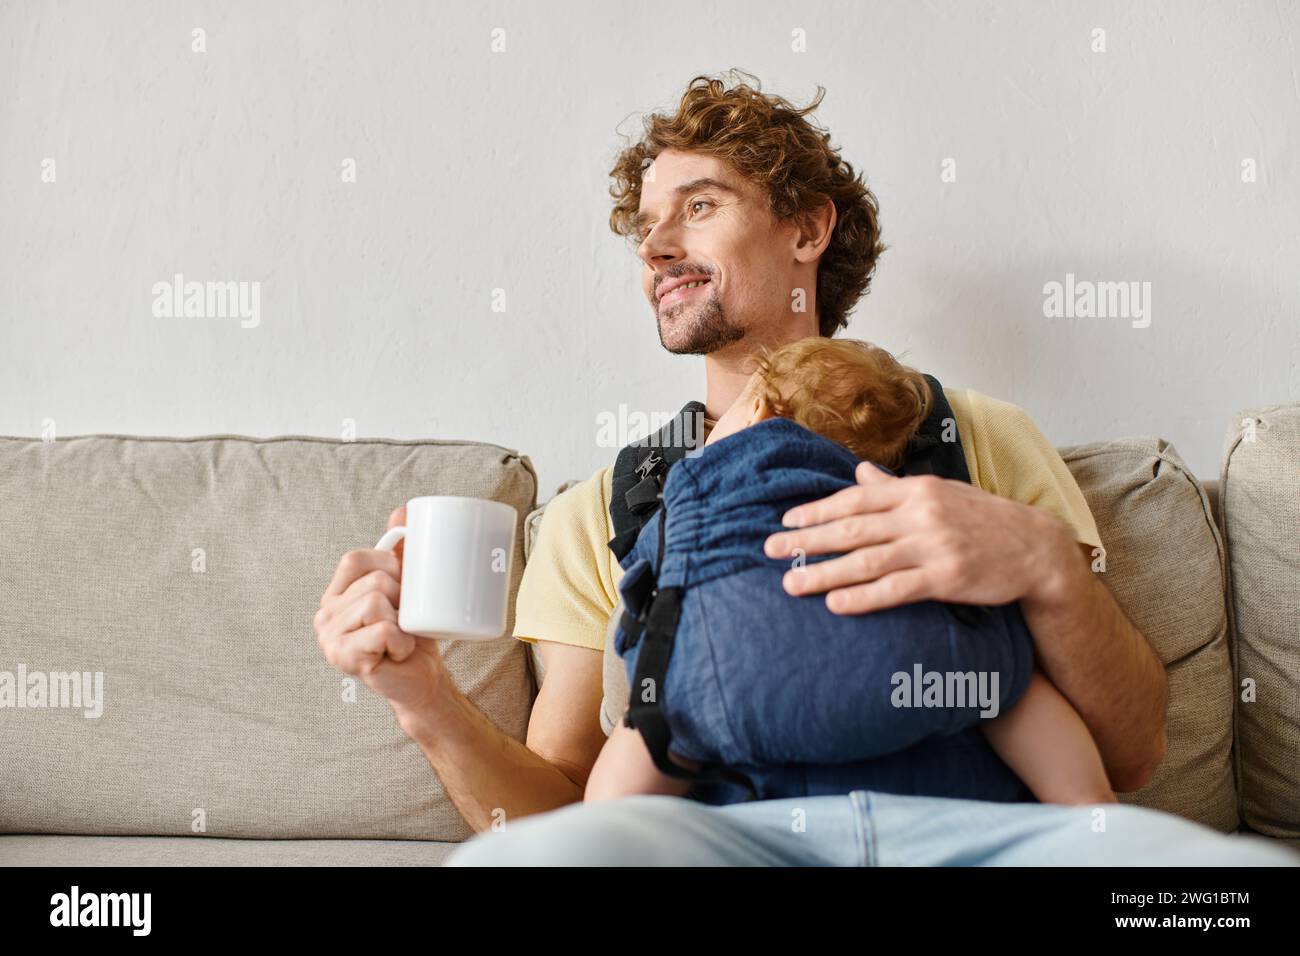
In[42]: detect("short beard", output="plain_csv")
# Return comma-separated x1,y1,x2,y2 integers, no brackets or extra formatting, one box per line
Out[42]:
657,290,745,355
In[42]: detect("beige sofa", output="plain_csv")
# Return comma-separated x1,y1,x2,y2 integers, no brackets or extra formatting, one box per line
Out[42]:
1,404,1297,866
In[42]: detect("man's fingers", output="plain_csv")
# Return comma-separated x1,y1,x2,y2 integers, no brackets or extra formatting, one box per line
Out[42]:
780,541,916,597
330,588,399,636
324,548,402,599
766,510,900,559
823,567,933,616
341,567,401,607
317,568,402,628
354,620,419,666
778,475,903,531
337,621,419,674
855,460,896,484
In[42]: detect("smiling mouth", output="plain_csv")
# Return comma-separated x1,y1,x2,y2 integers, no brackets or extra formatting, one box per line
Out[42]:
659,278,711,309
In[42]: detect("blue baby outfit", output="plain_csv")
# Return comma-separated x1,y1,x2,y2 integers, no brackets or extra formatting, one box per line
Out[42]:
614,416,1038,806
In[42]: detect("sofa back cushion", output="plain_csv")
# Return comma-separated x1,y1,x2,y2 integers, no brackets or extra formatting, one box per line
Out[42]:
0,434,536,841
1060,438,1236,831
1219,404,1300,840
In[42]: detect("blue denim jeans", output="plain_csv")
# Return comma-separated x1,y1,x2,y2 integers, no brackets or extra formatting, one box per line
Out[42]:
444,792,1300,866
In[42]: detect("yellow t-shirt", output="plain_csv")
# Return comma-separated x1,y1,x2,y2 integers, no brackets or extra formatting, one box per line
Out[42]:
513,388,1103,652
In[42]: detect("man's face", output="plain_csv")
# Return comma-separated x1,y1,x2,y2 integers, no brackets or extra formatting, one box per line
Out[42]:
635,149,798,355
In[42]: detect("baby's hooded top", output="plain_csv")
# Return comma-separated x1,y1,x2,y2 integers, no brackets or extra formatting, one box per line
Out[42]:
613,415,1038,806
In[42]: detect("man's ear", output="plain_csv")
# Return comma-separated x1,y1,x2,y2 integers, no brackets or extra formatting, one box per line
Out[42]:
793,196,837,264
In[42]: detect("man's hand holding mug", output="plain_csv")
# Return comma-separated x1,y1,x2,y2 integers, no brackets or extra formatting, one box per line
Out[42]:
314,496,517,741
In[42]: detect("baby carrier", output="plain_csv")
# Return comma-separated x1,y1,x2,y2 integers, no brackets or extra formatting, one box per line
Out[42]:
607,374,1038,806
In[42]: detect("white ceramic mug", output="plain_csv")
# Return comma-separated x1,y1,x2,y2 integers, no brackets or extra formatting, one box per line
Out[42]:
374,496,516,640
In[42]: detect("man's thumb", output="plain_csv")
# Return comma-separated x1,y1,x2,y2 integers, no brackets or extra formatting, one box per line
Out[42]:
857,461,896,484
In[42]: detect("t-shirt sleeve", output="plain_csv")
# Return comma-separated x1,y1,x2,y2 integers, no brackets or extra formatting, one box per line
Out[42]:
512,467,620,652
955,389,1104,552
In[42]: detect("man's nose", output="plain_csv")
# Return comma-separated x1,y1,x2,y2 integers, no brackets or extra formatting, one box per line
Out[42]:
637,223,684,268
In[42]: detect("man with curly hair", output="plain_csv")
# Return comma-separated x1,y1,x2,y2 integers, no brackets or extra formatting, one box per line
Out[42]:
315,72,1295,865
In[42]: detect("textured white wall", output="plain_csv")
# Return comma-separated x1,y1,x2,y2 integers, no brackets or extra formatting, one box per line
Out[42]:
2,0,1296,499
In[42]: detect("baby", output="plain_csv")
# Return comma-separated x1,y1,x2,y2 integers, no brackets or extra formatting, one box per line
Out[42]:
585,336,1117,807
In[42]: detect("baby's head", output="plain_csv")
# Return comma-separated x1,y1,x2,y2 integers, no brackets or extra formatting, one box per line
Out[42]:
704,337,932,471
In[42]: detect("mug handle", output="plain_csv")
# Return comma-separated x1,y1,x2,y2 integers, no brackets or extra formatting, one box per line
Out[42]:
375,526,406,551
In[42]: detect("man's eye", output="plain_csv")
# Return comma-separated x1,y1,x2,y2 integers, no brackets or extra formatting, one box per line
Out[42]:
636,200,712,241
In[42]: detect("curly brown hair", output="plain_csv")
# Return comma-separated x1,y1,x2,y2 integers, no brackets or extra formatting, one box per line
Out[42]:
751,337,931,470
608,70,886,337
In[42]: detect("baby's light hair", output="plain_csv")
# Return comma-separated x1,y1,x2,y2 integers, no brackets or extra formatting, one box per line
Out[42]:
750,337,932,470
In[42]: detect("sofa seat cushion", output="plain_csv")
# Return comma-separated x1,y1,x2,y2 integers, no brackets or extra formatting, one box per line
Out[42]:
0,834,456,866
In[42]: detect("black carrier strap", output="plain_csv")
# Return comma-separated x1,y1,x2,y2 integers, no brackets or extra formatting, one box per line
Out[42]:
899,374,971,484
608,401,707,562
607,373,977,799
620,507,760,797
